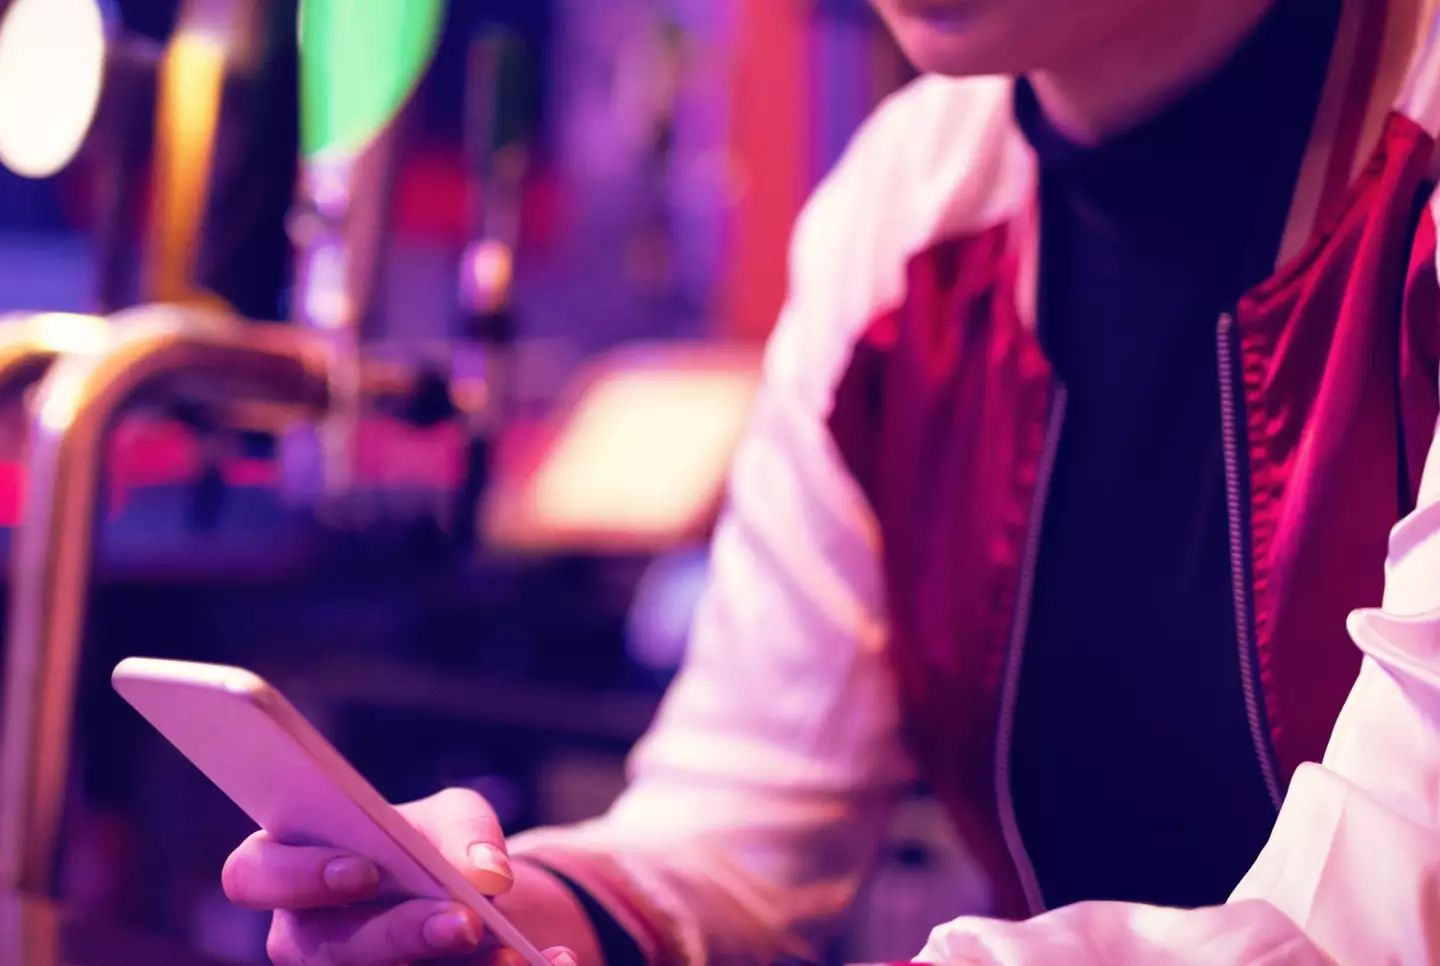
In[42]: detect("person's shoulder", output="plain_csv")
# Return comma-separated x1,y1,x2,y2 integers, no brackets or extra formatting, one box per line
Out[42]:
821,75,1025,228
770,76,1029,407
795,75,1029,284
861,72,1017,167
783,74,1029,339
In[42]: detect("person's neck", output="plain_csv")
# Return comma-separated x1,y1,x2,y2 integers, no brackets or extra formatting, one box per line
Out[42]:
1029,0,1280,145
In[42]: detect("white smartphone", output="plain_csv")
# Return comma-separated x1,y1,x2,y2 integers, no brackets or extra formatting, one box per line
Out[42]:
111,656,549,966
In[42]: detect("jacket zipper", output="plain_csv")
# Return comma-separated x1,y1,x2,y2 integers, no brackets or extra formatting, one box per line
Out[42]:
1216,313,1284,811
993,385,1067,917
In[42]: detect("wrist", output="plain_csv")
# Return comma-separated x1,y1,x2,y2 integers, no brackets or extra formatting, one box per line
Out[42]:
494,857,608,966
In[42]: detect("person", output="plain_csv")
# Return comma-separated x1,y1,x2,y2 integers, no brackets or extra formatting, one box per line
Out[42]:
221,0,1440,962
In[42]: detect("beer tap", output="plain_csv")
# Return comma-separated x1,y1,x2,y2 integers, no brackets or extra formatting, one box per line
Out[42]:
451,29,530,550
285,0,444,512
0,0,447,899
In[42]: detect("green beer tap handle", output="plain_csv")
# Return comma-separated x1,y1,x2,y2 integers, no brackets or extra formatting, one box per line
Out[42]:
298,0,445,159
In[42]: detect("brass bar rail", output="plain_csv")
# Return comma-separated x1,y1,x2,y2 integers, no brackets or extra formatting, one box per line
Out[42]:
0,309,330,896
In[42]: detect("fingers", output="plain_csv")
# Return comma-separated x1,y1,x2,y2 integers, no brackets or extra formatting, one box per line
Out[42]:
477,944,579,966
227,786,518,966
224,831,381,911
398,787,513,894
266,900,483,966
265,909,579,966
225,786,511,915
545,946,579,966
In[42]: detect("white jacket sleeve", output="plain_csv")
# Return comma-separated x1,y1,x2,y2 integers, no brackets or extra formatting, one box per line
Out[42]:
916,407,1440,965
508,111,917,966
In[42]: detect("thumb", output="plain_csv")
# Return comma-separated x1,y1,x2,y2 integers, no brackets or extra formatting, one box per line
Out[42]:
544,946,579,966
399,787,513,894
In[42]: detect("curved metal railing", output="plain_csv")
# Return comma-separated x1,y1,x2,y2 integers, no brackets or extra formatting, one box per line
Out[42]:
0,308,332,896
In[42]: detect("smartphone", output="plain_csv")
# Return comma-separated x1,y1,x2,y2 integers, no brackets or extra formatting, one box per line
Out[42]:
111,656,549,966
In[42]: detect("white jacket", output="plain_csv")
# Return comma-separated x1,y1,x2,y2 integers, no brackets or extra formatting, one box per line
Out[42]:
511,1,1440,962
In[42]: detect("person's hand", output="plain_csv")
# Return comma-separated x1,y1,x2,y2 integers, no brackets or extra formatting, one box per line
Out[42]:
223,787,576,966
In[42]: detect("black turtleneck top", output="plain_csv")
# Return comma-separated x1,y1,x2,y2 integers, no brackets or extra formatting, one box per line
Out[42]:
1008,0,1342,911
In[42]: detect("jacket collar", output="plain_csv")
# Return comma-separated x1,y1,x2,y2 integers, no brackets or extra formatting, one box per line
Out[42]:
1282,0,1440,263
994,0,1440,332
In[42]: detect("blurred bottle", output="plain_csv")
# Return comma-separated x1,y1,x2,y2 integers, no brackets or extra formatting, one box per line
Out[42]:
545,0,725,348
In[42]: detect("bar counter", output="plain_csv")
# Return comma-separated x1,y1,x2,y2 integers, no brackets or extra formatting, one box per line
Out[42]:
0,893,229,966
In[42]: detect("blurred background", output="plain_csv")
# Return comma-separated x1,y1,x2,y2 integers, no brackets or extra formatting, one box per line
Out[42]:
0,0,987,961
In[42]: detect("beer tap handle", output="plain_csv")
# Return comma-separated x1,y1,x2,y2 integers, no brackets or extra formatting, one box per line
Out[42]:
453,29,532,551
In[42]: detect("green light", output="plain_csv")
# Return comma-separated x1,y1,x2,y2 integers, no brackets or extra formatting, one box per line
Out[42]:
298,0,444,159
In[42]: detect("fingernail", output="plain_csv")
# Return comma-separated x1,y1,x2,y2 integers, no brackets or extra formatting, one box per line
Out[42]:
424,908,480,950
550,948,579,966
468,843,513,882
322,856,379,895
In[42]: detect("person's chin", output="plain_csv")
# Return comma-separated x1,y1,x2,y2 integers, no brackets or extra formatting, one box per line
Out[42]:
889,15,1013,77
